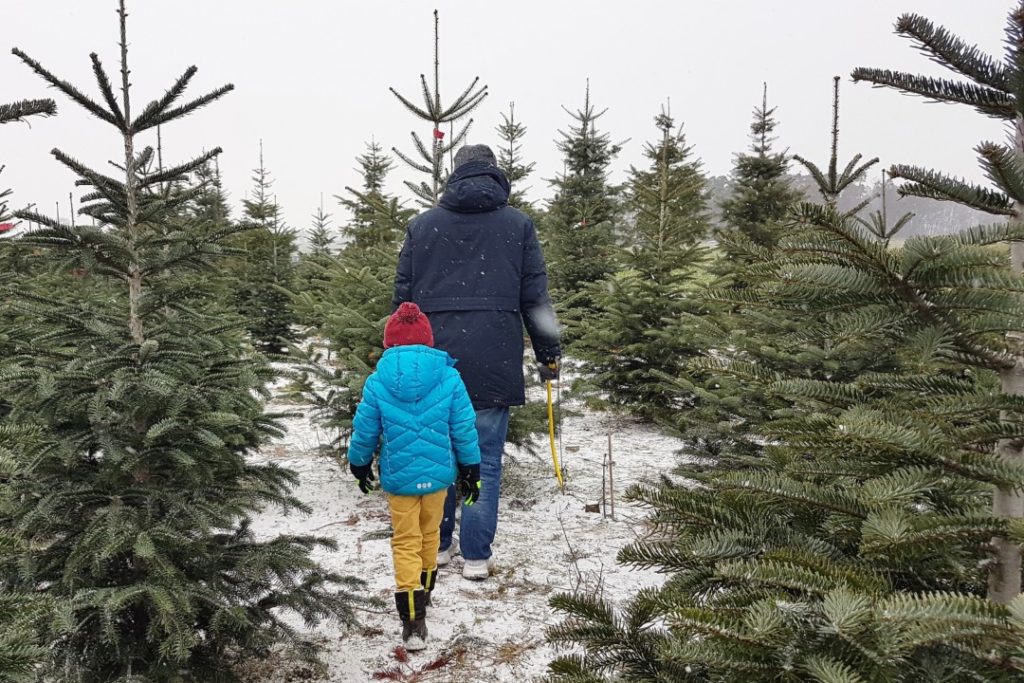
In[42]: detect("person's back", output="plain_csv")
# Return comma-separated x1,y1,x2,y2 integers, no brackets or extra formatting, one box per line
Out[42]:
395,158,559,407
347,303,481,651
393,144,561,580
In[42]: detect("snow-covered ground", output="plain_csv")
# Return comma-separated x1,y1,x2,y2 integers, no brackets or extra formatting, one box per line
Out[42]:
244,376,690,683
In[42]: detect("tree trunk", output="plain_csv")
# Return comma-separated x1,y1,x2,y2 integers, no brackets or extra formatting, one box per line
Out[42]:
120,0,144,345
989,118,1024,604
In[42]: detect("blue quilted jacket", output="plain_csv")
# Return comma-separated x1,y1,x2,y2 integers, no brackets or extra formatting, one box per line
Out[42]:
348,345,481,496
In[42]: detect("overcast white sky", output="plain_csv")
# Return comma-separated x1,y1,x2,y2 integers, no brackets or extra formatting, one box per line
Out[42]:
1,0,1015,232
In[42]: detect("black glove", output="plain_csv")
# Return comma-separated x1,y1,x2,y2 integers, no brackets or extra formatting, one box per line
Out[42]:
349,461,376,494
457,464,481,506
538,358,560,382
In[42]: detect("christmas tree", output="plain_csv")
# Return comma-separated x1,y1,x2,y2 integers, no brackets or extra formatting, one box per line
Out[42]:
1,4,367,678
496,101,536,212
294,198,336,327
576,105,711,419
717,83,802,252
390,10,487,207
542,82,622,338
854,0,1024,606
232,141,299,355
189,158,231,226
306,201,335,257
338,140,405,250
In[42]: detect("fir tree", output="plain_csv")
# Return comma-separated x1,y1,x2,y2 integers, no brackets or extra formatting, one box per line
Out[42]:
1,5,367,678
390,10,487,207
338,140,405,250
190,158,231,225
717,83,802,251
233,141,299,355
853,0,1024,606
542,82,622,336
293,199,336,328
496,101,535,211
576,105,711,418
307,200,335,257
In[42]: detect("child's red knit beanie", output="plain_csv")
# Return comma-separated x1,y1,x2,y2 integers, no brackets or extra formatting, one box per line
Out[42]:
383,302,434,348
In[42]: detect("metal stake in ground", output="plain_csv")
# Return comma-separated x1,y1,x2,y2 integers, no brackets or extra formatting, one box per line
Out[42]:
608,433,615,521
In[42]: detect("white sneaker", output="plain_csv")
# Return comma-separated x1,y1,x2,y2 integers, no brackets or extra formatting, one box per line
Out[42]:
462,557,495,581
437,546,454,567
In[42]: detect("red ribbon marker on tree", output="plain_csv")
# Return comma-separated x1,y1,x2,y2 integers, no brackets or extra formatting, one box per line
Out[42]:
0,223,15,234
432,128,444,140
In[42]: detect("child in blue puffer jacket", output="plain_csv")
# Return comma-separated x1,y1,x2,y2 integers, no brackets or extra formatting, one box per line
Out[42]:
347,302,481,652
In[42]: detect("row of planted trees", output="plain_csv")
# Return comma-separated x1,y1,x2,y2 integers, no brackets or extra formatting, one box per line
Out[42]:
6,1,1024,682
548,4,1024,682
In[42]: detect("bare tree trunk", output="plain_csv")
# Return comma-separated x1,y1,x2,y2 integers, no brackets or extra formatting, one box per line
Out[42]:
989,119,1024,604
119,0,144,345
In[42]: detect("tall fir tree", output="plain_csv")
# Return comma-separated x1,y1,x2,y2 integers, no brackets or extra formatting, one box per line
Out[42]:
576,105,711,418
496,101,536,211
390,10,487,207
854,0,1024,606
717,83,802,252
542,82,622,339
1,5,367,679
232,141,299,354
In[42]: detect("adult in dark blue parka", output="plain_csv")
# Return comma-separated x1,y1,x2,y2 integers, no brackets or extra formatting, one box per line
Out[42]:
393,144,560,579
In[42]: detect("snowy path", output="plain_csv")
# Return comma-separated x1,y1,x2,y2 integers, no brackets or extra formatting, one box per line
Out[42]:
244,381,689,683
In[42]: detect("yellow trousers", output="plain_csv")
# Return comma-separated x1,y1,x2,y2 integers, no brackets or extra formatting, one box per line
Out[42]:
387,489,447,591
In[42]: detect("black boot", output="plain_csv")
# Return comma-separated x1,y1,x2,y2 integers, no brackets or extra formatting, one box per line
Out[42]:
395,589,428,651
421,567,438,606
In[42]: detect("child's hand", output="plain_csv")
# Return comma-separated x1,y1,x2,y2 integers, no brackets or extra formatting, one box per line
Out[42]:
457,464,481,505
349,462,376,494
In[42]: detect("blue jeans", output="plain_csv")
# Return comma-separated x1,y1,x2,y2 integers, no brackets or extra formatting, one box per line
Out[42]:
440,407,510,561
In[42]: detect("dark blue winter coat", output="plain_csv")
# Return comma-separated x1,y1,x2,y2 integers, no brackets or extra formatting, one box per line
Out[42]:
393,161,561,408
348,345,481,496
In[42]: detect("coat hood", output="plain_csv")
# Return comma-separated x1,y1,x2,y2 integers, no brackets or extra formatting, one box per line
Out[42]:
439,161,510,214
374,345,455,403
